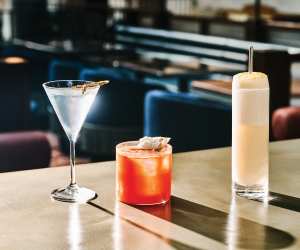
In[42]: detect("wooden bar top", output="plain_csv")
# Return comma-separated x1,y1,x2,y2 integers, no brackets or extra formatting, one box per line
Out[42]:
192,79,300,98
0,139,299,250
192,79,232,96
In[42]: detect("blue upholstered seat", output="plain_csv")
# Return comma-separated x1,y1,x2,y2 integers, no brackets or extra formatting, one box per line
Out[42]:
144,90,232,152
48,59,84,81
78,67,164,157
79,67,136,82
80,67,154,126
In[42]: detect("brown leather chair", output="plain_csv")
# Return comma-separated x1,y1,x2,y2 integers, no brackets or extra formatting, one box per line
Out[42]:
0,131,51,172
272,107,300,140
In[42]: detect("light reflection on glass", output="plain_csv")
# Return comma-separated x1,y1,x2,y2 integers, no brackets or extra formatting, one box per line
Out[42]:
113,202,172,250
113,202,123,250
226,197,238,250
68,204,82,250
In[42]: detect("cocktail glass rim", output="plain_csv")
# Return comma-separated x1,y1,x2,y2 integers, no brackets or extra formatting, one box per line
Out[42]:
116,141,172,158
43,79,94,89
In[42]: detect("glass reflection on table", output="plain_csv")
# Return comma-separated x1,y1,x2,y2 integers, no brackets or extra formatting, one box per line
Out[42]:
68,204,82,250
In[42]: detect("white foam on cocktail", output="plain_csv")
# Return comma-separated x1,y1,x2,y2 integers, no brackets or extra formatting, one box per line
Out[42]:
137,136,170,150
45,87,99,141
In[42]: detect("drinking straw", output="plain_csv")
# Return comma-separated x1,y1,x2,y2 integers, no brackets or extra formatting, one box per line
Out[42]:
248,46,253,73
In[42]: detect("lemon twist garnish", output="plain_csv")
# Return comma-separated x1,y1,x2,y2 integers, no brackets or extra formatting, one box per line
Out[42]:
73,80,109,94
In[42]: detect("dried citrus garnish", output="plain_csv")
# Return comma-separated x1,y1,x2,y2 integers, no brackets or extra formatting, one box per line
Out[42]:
72,80,109,94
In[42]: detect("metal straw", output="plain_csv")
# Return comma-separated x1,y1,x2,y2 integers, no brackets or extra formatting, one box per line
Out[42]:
248,46,254,73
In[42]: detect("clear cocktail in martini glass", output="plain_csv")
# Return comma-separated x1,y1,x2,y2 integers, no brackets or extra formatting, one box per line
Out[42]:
43,80,108,203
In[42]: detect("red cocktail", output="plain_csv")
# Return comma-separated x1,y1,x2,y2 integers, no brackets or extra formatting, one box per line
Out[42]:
116,141,172,205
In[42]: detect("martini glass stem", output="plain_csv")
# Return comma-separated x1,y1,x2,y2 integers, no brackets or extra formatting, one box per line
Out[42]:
70,140,76,186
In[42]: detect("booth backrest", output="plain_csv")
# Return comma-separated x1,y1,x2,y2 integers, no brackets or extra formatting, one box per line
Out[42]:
114,25,300,118
115,25,300,69
144,90,232,152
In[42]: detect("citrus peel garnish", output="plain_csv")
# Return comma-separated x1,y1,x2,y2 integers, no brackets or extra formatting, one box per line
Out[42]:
72,80,109,94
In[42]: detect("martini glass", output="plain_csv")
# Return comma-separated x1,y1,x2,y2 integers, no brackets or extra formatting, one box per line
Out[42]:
43,80,102,203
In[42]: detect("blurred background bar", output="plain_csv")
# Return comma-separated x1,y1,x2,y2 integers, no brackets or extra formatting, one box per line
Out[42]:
1,0,300,170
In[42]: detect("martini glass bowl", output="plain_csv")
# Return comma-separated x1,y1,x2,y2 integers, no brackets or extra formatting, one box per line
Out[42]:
43,80,102,203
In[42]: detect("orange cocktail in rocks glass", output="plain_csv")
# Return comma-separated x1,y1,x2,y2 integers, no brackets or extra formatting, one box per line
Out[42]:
116,137,172,205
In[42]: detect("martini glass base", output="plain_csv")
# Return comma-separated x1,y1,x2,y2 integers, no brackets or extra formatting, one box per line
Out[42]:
51,184,97,203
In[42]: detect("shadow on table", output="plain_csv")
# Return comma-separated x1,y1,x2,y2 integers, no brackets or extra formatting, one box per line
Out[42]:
135,196,295,250
88,201,202,250
254,192,300,213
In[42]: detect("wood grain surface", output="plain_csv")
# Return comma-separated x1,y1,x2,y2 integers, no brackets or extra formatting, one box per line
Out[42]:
0,139,299,250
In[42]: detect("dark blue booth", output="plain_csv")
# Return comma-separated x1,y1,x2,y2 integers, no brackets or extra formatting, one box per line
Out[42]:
144,90,232,152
